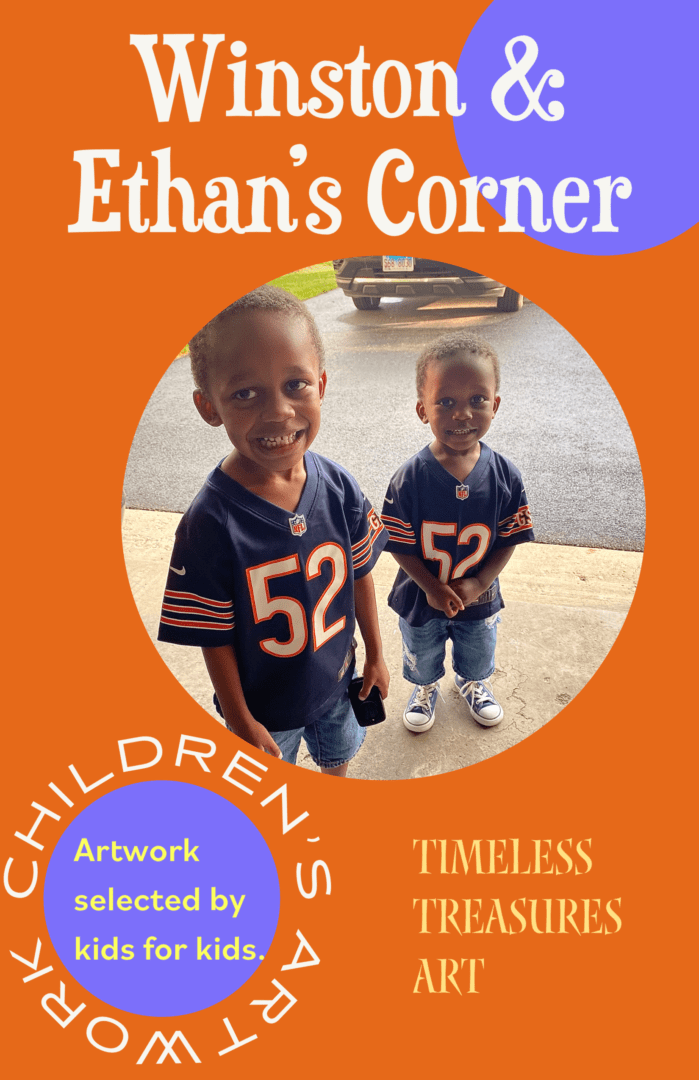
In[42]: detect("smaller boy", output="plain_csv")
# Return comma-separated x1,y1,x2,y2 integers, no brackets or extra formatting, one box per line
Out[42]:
381,332,534,733
158,286,389,774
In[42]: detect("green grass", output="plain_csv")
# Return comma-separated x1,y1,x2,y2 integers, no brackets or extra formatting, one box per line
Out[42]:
268,262,336,301
178,263,336,355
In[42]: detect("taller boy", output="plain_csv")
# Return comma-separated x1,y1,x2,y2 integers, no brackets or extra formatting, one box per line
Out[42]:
382,332,534,733
158,287,388,774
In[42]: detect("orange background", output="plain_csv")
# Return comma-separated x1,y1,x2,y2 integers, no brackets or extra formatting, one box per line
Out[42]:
2,1,695,1075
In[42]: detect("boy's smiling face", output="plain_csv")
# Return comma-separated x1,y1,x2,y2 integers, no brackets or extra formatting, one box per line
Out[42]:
193,310,326,478
417,352,500,459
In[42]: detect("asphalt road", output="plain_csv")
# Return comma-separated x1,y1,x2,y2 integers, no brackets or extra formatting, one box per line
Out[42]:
124,290,645,551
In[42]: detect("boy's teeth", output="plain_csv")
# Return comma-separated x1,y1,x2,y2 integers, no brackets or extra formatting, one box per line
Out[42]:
258,432,298,448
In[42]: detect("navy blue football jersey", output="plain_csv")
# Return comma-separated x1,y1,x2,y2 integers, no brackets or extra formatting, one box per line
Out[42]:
158,453,386,731
382,443,534,625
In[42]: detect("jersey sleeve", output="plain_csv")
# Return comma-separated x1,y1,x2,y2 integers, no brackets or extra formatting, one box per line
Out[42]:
349,496,388,579
494,470,535,549
381,474,419,555
157,510,236,648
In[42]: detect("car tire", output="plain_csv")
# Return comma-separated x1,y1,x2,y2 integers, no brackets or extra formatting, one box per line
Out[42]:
497,288,523,312
352,296,381,310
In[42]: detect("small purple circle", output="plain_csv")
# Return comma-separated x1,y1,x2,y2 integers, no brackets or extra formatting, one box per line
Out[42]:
44,781,280,1016
454,1,698,254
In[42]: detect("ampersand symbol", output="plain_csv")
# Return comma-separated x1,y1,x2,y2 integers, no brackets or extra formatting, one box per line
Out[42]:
491,35,565,122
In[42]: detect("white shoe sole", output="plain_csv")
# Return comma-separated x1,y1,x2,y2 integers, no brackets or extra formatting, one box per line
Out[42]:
454,676,503,727
403,710,436,733
467,706,503,727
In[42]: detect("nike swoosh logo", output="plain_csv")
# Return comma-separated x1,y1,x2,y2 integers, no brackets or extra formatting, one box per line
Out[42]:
170,566,186,576
384,496,394,504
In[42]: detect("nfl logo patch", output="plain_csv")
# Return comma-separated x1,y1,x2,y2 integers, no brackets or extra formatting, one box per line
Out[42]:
289,514,307,536
456,484,469,500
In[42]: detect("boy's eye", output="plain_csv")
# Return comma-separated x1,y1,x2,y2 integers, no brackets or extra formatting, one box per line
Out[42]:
471,395,487,405
437,398,456,407
232,388,258,401
287,379,310,392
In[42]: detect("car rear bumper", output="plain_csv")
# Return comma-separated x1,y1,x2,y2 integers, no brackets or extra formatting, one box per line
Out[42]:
336,274,505,299
332,259,505,299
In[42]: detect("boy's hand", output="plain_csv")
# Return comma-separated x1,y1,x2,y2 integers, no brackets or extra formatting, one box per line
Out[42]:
359,656,390,700
425,581,465,617
202,645,282,758
231,717,283,759
450,577,486,607
253,723,284,759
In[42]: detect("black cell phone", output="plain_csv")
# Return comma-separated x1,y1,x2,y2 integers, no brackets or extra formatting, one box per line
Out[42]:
348,676,386,727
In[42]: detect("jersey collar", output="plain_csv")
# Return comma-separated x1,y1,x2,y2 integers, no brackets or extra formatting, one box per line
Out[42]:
206,452,321,530
419,442,492,492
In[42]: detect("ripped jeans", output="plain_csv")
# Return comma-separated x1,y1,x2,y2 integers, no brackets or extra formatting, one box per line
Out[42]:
399,613,500,686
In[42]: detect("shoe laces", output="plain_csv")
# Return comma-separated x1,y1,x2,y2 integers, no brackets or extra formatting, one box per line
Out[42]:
414,683,439,709
465,679,494,705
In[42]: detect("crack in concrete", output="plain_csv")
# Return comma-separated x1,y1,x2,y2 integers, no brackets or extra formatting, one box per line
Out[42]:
504,665,530,721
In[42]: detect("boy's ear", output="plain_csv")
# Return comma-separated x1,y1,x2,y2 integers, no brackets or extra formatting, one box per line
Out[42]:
193,389,223,427
318,369,327,401
416,400,430,425
492,395,501,417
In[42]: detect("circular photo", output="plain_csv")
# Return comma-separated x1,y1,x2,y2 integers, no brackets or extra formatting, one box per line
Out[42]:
122,258,644,780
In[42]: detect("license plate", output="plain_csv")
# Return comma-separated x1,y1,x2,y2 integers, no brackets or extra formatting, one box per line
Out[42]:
382,256,414,272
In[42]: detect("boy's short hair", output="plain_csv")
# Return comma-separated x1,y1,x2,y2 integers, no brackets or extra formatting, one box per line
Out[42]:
189,284,326,394
416,332,501,395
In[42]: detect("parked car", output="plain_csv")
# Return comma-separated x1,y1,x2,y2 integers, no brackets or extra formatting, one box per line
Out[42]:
332,257,523,312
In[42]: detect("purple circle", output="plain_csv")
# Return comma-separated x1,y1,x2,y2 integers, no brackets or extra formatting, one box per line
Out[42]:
454,1,698,254
44,781,280,1016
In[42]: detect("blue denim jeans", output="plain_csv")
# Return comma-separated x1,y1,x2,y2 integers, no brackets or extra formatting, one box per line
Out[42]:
271,691,365,767
226,691,365,768
399,614,500,686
